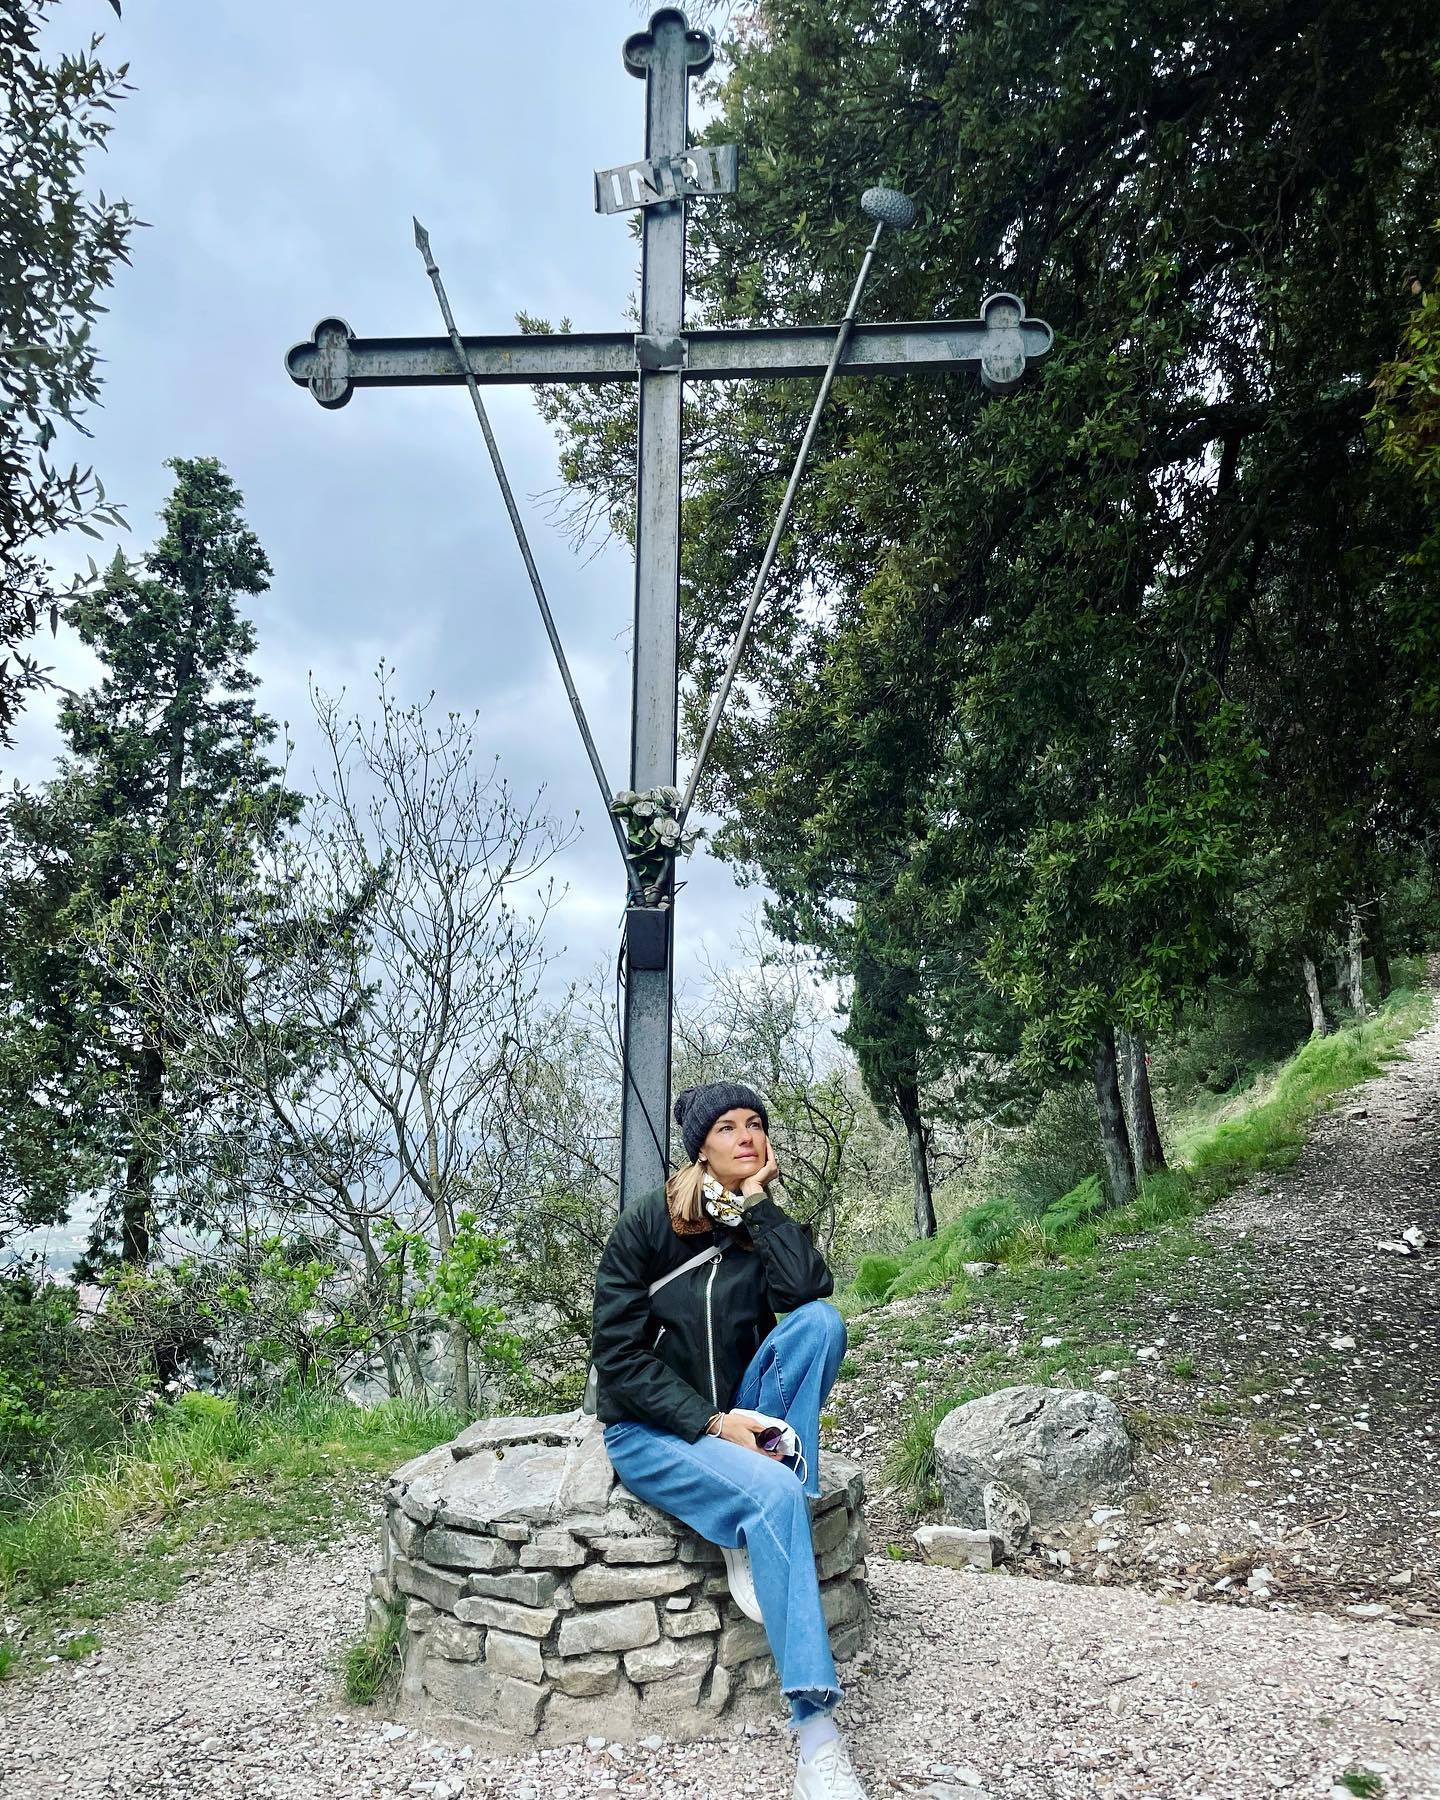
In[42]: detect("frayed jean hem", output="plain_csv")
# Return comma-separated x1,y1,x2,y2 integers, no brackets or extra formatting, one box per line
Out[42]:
787,1686,843,1727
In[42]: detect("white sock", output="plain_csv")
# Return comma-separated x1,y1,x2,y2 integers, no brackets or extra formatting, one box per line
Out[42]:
796,1715,840,1763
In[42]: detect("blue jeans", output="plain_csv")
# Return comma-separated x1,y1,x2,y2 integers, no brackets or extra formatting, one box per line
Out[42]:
603,1299,848,1726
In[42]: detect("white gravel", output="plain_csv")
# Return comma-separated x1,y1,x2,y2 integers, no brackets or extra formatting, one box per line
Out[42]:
3,1526,1439,1798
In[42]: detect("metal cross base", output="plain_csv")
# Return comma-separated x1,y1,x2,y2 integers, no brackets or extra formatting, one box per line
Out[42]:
285,6,1053,1214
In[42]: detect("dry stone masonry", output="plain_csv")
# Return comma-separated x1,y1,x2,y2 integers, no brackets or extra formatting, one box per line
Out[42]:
369,1410,872,1749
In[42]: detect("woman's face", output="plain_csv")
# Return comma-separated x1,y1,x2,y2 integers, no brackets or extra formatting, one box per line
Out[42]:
701,1106,767,1192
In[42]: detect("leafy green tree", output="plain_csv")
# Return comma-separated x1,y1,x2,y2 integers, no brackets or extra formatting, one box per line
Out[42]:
974,715,1262,1198
1371,237,1440,718
0,1266,81,1502
0,457,299,1265
1,0,134,743
536,0,1440,1215
845,941,938,1236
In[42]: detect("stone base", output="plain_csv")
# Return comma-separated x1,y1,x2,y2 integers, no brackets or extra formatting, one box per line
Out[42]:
368,1410,873,1750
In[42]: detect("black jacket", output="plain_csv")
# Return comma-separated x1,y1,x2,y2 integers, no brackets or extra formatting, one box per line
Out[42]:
590,1184,834,1441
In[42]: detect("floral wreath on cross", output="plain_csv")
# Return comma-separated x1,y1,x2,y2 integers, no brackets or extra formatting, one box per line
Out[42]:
610,785,703,905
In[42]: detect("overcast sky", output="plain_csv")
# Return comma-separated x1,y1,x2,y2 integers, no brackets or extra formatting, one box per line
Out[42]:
16,0,762,997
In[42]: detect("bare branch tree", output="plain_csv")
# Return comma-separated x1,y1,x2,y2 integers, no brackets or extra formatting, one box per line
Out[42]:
92,668,571,1407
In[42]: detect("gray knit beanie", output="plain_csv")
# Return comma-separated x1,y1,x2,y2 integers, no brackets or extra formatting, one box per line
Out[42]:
672,1081,769,1164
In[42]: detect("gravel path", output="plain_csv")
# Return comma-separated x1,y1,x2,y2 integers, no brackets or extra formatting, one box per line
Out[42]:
5,999,1440,1798
3,1527,1439,1800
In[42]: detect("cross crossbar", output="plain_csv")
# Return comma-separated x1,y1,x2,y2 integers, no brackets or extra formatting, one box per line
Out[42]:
286,299,1053,409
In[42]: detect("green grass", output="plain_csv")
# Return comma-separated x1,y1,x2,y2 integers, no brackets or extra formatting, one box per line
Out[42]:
0,1389,462,1676
341,1601,405,1704
1182,986,1430,1197
888,1397,952,1513
849,1254,902,1304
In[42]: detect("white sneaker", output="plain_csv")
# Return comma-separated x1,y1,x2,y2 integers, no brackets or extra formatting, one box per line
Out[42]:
793,1736,870,1800
721,1541,763,1622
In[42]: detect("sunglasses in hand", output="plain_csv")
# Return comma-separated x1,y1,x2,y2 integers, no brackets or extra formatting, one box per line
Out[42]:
750,1417,801,1459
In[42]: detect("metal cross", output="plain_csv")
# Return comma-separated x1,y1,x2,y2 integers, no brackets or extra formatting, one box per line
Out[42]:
286,7,1053,1213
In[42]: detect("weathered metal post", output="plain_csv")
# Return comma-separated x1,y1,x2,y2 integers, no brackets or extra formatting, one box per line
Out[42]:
616,11,715,1205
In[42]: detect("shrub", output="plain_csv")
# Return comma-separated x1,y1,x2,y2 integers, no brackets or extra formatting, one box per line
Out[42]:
174,1390,236,1426
0,1506,78,1603
0,1272,97,1507
849,1254,901,1304
1038,1175,1107,1241
885,1220,971,1300
961,1198,1024,1261
166,1390,253,1464
1153,979,1310,1101
80,1261,222,1400
999,1081,1104,1216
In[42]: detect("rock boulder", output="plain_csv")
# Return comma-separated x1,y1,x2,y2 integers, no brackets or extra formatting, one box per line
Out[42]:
934,1384,1131,1528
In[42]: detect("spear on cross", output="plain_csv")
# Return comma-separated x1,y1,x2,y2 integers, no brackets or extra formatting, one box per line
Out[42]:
285,5,1053,1211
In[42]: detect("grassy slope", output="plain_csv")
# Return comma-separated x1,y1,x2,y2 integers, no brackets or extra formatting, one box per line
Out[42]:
832,984,1433,1509
0,1390,462,1676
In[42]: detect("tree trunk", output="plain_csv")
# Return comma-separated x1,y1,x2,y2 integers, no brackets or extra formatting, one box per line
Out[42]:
1368,899,1393,998
1091,1024,1137,1209
1344,907,1367,1015
421,1082,471,1415
895,1079,937,1239
1118,1028,1167,1177
121,1041,164,1263
1301,955,1329,1036
401,1331,427,1399
358,1235,401,1399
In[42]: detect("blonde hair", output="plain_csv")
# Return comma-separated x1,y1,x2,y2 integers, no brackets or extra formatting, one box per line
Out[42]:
665,1159,707,1226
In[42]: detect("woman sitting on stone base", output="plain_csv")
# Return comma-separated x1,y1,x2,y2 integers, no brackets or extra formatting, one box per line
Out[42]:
590,1080,868,1800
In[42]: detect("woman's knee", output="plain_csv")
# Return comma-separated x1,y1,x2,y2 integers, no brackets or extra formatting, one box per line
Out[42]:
789,1298,846,1356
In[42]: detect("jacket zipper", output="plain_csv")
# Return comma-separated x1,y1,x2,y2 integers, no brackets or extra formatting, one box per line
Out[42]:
704,1258,720,1406
654,1325,667,1348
